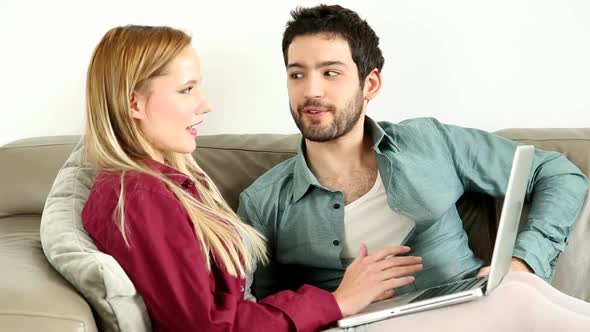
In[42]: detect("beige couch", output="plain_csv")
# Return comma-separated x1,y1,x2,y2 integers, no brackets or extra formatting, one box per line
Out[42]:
0,128,588,331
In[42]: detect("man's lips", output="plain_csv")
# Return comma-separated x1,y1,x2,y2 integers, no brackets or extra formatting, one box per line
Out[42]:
303,106,329,113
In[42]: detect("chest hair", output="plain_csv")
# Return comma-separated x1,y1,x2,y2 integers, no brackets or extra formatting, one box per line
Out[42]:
319,167,378,205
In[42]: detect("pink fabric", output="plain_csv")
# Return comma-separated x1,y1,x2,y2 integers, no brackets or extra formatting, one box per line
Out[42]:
327,272,590,331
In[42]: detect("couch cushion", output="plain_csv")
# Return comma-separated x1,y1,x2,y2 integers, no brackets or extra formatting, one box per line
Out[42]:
40,142,151,332
0,215,97,332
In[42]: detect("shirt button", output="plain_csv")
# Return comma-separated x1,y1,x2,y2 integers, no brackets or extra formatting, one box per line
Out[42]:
240,286,245,292
333,203,341,209
333,240,340,246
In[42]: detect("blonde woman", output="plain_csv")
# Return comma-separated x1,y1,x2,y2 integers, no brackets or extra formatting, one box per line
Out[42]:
81,25,423,331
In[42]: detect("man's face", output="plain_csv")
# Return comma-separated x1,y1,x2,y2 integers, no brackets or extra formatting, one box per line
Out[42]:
286,33,365,142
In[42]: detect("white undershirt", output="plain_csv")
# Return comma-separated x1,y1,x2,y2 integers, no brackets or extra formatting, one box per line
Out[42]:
340,172,415,258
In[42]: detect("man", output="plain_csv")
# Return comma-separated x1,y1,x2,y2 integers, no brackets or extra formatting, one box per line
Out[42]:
237,4,588,300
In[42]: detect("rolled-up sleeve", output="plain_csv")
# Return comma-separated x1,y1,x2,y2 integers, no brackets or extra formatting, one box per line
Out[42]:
432,119,588,281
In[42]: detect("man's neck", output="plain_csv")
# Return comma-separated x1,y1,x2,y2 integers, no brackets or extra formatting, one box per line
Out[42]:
305,117,376,183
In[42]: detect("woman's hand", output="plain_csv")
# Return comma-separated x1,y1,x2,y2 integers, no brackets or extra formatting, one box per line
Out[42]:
332,244,423,317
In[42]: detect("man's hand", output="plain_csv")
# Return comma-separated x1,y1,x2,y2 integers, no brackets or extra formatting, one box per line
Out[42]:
476,257,533,276
509,257,533,272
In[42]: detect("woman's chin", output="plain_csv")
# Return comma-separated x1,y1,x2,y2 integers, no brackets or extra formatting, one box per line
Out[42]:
179,142,197,154
162,147,195,156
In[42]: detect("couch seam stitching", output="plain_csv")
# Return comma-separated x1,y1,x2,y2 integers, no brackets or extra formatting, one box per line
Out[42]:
0,312,88,330
0,142,78,151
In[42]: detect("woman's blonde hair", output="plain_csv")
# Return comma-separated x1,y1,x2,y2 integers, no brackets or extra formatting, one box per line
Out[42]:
84,25,267,277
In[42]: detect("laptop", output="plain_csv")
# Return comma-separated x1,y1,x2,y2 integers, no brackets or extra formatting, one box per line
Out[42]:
337,145,535,328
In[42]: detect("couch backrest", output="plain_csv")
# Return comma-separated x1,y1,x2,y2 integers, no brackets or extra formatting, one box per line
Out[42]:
497,128,590,176
193,134,300,209
0,136,82,218
2,129,588,217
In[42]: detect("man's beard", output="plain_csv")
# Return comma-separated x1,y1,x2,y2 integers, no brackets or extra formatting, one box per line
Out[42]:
290,90,364,142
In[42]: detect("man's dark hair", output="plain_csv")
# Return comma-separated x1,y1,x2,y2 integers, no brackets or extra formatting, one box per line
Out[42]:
282,4,385,85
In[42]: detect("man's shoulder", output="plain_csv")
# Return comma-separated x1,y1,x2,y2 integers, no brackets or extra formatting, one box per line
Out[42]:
375,117,446,146
377,117,442,133
241,156,298,199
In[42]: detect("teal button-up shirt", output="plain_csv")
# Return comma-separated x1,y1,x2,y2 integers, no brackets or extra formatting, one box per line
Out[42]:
237,117,588,299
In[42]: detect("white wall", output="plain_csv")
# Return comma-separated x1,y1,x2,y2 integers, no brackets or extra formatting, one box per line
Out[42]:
1,0,589,146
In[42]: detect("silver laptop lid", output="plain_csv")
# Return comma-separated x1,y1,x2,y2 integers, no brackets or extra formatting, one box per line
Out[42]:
485,145,535,294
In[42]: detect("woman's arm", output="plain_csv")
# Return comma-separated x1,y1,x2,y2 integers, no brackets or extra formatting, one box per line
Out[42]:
83,186,341,332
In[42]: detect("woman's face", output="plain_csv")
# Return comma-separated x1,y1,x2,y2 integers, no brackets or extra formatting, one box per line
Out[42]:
131,45,210,162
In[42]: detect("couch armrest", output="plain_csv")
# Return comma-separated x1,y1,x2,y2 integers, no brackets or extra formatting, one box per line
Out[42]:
0,215,97,332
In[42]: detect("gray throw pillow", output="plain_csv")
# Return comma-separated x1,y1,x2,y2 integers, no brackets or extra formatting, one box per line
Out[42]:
40,141,152,332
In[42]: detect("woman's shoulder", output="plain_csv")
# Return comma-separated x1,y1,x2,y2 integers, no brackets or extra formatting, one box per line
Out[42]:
84,169,175,218
93,169,171,195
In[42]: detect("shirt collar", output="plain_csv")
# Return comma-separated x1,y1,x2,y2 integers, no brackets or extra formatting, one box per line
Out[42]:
365,116,397,152
142,158,194,188
291,116,397,203
292,142,322,203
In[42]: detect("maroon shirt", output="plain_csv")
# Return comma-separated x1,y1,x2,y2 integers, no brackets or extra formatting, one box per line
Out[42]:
81,160,342,332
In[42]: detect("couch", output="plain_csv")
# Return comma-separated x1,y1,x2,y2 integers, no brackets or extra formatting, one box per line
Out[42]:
0,128,588,331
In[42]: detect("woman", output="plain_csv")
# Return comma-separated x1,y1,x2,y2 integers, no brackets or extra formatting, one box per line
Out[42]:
81,25,422,332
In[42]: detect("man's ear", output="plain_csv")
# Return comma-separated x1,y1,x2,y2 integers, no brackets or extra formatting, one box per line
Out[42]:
363,68,382,101
129,90,147,120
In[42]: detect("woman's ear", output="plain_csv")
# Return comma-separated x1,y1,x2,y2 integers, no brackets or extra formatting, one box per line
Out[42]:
129,90,147,120
363,68,382,101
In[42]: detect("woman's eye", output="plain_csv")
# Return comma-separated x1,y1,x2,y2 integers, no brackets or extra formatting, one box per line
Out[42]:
290,73,303,79
180,86,193,94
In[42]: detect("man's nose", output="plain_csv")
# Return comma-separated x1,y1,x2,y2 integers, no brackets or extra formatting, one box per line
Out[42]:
303,74,324,100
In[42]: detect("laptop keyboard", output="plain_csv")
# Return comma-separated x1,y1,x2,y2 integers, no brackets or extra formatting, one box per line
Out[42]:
410,276,487,303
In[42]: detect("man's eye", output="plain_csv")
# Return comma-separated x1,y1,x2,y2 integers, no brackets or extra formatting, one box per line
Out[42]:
180,86,193,94
290,73,303,79
325,71,339,77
